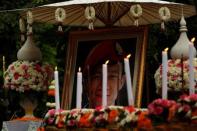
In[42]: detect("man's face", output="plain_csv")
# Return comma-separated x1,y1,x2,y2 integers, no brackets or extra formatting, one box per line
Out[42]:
88,64,125,108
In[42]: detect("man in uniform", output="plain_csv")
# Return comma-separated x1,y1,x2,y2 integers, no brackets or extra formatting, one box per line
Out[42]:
83,40,127,108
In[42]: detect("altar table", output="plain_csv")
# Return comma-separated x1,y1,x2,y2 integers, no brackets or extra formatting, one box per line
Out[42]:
45,122,197,131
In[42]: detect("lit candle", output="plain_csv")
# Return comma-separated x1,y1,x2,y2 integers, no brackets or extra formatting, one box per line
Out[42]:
162,48,168,99
124,54,134,106
76,67,82,108
102,60,109,107
189,37,195,95
54,66,60,110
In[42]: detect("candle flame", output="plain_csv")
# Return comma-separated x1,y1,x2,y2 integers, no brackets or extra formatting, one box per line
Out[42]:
78,67,81,72
191,37,195,43
126,54,131,59
105,60,109,64
164,48,169,52
55,66,57,71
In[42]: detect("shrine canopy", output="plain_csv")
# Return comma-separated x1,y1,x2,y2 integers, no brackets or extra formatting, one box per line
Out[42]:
21,0,196,28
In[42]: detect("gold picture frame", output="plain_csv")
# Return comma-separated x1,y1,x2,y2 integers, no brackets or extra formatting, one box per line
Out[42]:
61,26,148,109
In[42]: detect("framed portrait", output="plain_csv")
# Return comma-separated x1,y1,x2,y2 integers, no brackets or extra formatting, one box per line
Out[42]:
61,26,148,109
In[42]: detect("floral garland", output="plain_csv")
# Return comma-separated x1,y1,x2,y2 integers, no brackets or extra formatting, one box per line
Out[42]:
46,80,56,109
44,106,151,129
42,96,197,130
4,60,53,92
154,58,197,93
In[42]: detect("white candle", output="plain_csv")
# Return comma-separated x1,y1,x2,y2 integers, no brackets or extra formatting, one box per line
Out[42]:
162,48,168,99
76,67,82,108
124,54,134,106
102,60,108,107
54,66,60,110
189,38,195,95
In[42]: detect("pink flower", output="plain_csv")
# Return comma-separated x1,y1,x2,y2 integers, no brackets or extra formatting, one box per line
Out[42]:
148,104,155,114
10,65,15,70
154,99,162,105
182,105,191,112
160,100,171,108
148,103,163,115
21,64,28,70
189,94,197,101
180,94,188,101
68,120,76,126
48,118,55,124
48,109,56,116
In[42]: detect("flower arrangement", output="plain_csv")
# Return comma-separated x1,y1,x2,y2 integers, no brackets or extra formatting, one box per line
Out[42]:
148,99,177,123
92,106,108,128
154,58,197,93
44,109,69,128
78,109,94,128
44,106,152,130
4,60,53,92
176,94,197,123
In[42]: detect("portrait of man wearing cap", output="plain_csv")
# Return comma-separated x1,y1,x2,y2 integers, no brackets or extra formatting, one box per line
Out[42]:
81,40,136,108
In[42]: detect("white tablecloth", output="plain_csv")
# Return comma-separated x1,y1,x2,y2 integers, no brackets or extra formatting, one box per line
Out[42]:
2,120,42,131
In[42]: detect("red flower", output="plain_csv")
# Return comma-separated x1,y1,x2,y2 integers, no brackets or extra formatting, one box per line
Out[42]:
21,64,28,70
137,111,152,130
14,72,20,80
154,106,163,115
108,110,118,123
182,105,191,112
95,106,103,111
124,106,135,113
23,73,30,79
79,113,92,127
35,64,42,72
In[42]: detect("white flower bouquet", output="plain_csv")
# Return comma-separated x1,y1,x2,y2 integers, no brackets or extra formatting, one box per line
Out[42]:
154,58,197,93
4,60,53,92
